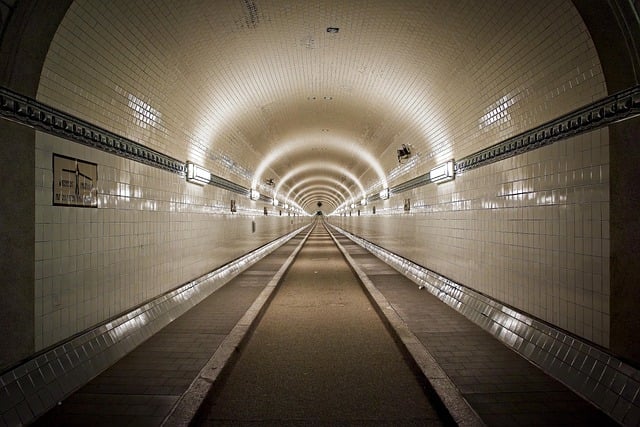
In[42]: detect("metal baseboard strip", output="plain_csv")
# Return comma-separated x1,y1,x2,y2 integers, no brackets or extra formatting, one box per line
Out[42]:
162,225,315,426
328,223,640,427
0,225,311,426
325,223,485,427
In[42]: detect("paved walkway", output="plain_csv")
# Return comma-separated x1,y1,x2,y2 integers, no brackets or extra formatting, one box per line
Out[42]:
329,227,617,426
194,224,449,425
33,232,307,427
31,220,619,426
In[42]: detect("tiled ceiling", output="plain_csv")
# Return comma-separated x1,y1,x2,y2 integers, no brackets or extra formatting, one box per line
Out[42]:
38,0,601,212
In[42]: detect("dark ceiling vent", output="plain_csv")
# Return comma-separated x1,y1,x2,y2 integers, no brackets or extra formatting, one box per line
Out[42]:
326,27,339,34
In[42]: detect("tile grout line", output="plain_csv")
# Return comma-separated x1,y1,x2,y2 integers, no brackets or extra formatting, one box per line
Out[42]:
161,225,315,427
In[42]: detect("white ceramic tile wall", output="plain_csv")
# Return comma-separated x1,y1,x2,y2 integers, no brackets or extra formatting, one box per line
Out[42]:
364,0,605,189
332,128,610,346
34,132,307,350
32,0,610,349
36,1,604,195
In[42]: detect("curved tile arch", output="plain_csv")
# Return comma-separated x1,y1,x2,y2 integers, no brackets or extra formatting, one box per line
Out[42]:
285,176,354,202
274,161,366,200
301,196,341,213
297,185,347,206
295,185,346,204
303,197,338,212
251,136,387,191
297,192,345,212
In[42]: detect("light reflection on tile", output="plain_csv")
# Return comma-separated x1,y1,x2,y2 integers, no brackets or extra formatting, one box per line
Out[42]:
0,225,308,425
330,223,638,426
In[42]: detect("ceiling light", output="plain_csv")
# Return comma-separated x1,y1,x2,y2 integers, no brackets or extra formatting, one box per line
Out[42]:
430,160,455,183
186,161,211,185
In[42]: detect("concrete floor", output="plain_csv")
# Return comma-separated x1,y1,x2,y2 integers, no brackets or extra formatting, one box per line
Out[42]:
194,225,448,425
29,220,619,426
31,234,307,427
330,227,618,427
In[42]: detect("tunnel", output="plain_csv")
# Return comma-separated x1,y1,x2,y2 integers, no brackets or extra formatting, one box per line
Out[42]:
1,0,640,425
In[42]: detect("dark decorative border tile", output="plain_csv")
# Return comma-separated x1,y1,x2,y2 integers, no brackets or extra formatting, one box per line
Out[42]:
373,85,640,199
456,85,640,173
0,86,184,174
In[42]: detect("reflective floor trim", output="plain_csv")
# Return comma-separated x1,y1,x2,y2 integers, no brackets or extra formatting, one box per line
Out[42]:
328,223,640,426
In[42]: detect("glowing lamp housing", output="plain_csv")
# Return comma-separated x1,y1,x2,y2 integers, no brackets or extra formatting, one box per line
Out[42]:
186,161,211,185
430,160,455,184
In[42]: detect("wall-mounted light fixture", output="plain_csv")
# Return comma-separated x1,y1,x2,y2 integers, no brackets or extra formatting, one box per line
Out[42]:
429,160,455,183
360,198,367,206
273,199,279,207
186,161,211,185
379,188,389,200
397,144,412,163
250,189,261,200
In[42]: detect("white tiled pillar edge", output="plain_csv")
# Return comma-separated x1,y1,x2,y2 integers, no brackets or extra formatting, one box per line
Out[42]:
329,223,640,426
0,224,310,427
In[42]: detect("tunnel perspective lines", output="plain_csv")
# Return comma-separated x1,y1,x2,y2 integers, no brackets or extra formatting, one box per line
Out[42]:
273,162,366,202
296,186,344,206
251,137,387,192
194,220,448,425
285,176,354,203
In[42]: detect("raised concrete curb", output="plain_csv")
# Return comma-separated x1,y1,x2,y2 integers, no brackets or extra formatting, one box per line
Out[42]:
161,226,314,427
326,223,485,427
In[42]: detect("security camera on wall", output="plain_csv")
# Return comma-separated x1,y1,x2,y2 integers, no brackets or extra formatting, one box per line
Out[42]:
397,144,412,163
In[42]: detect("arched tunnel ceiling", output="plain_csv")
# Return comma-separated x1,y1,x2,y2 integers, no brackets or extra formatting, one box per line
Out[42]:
37,0,601,213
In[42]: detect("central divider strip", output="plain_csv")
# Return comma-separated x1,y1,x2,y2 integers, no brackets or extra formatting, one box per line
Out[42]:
162,225,315,426
325,222,484,427
193,220,450,425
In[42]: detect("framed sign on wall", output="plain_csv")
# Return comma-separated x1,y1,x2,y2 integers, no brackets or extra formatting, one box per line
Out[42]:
52,154,98,208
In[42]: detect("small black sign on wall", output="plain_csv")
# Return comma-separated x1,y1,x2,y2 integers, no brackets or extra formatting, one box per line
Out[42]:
53,154,98,208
